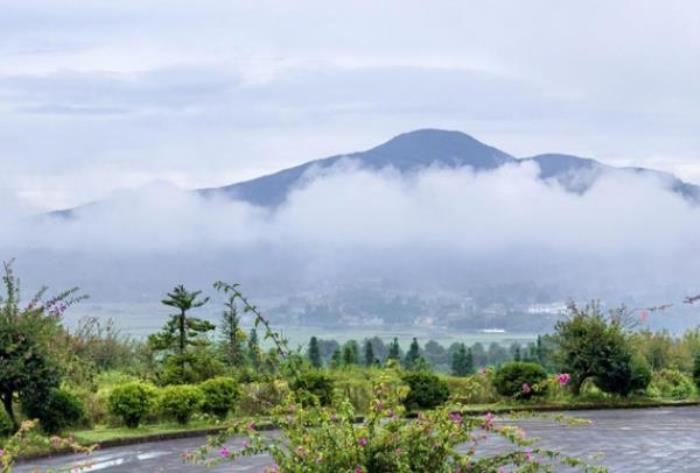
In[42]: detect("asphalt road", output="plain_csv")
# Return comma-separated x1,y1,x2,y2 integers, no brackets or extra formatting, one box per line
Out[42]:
15,406,700,472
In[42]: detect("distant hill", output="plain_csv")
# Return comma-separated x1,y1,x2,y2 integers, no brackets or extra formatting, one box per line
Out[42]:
52,129,700,216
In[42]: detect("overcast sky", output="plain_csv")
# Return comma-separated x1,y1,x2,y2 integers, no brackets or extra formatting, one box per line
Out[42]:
1,0,698,211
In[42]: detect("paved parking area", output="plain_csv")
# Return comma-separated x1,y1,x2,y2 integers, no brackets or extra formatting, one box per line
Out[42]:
15,406,700,472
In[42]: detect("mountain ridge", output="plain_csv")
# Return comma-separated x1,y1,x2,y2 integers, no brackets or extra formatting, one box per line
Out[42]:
52,129,700,216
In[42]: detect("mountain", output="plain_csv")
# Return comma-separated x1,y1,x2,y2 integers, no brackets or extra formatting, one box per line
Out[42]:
198,129,515,207
52,129,700,216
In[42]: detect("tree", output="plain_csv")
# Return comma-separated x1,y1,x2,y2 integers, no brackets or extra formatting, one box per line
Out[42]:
308,336,322,368
220,295,244,367
363,339,376,367
554,302,643,396
330,348,342,369
404,338,422,370
694,352,700,389
248,328,261,369
451,343,473,376
0,261,84,432
387,337,401,365
148,285,214,382
342,340,359,366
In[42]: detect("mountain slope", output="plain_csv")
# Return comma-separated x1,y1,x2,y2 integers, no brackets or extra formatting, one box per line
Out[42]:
198,129,515,207
52,129,700,216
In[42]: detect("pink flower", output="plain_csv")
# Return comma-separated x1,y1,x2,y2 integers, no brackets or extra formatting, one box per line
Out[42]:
448,412,462,424
219,447,230,458
358,437,368,447
478,367,487,375
247,422,256,431
355,466,363,473
524,449,532,461
557,373,571,386
521,383,531,394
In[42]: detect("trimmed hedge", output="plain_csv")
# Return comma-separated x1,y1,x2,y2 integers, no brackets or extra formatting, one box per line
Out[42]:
401,371,449,410
158,385,203,425
200,377,239,419
108,381,157,428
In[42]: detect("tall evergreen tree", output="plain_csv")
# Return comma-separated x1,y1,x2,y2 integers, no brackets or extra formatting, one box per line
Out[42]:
148,285,213,381
363,339,376,367
308,336,322,368
220,295,244,367
248,327,261,368
330,348,342,369
387,337,401,365
404,337,421,369
342,340,359,366
451,343,474,376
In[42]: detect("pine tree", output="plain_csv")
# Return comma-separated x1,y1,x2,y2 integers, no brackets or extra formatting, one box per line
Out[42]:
330,348,343,369
404,337,421,369
451,343,473,376
363,339,376,367
148,285,213,381
308,336,322,368
342,340,359,366
220,295,244,367
387,337,401,365
248,328,261,368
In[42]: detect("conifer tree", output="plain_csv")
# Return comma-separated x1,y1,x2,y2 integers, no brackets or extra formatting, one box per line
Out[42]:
308,336,322,368
404,337,421,369
363,339,376,367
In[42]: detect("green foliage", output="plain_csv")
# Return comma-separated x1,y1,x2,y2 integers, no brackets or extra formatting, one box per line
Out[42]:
189,374,594,473
158,384,203,425
387,337,401,364
554,302,638,396
363,339,376,367
160,348,225,385
451,343,474,376
237,380,290,416
693,352,700,389
0,260,84,433
290,371,335,407
628,355,652,394
148,285,214,384
446,371,499,404
219,295,245,368
401,371,449,410
307,336,322,368
493,362,548,399
21,388,85,434
342,340,359,366
199,377,239,419
404,337,422,369
0,408,13,437
649,369,695,399
108,381,157,428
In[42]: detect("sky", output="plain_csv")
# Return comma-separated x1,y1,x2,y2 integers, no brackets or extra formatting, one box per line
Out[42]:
1,0,699,211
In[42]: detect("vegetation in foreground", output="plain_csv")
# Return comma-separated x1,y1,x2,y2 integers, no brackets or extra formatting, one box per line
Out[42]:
3,261,700,471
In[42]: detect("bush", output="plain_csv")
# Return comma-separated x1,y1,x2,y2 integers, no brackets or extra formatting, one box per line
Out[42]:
446,371,499,404
401,371,449,410
199,377,239,419
161,351,225,385
290,371,335,407
649,369,695,399
629,356,652,394
237,380,290,416
158,385,203,425
108,381,157,428
21,388,85,434
493,362,548,399
0,408,13,437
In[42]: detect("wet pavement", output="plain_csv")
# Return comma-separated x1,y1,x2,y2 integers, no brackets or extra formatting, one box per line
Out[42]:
15,406,700,472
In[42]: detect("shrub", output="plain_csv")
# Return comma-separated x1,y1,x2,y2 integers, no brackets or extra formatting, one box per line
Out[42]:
108,381,157,428
290,371,335,407
446,371,499,404
493,362,548,399
199,377,239,419
693,352,700,389
649,369,695,399
401,371,449,410
0,408,13,437
21,388,85,434
158,385,203,425
629,356,652,394
237,380,290,416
